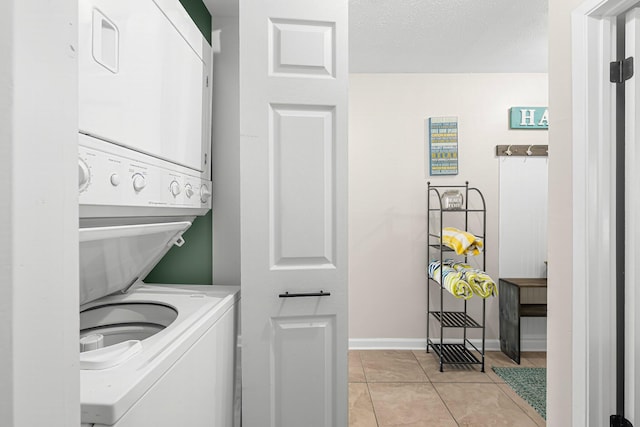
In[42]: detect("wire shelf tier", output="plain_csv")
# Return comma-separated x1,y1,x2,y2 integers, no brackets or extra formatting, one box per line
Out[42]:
428,311,482,328
426,342,480,365
428,244,455,252
427,208,485,213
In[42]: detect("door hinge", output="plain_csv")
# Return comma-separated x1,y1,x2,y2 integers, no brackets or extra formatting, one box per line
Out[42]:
611,415,633,427
610,57,634,83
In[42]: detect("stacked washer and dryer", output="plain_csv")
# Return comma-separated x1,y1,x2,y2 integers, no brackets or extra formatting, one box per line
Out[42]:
78,1,238,426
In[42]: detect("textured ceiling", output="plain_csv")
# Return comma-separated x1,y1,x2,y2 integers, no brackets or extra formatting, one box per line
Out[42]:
349,0,548,73
204,0,549,73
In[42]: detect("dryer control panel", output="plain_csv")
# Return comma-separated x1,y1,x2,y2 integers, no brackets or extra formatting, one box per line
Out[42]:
79,133,212,216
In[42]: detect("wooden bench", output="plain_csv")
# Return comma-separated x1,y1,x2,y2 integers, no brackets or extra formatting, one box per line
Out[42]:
498,278,547,364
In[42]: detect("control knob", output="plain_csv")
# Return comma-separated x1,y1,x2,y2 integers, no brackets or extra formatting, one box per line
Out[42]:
132,173,147,192
200,184,211,203
170,180,181,197
184,184,194,198
78,158,90,192
110,173,121,187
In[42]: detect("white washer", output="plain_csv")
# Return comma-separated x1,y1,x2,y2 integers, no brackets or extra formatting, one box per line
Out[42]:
77,142,238,426
79,285,238,427
78,211,239,427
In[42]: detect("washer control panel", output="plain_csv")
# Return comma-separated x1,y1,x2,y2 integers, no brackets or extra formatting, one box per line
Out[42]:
79,141,212,210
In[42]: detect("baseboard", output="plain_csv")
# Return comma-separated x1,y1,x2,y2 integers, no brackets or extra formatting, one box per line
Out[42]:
519,336,547,352
348,338,500,351
348,338,428,350
348,337,547,352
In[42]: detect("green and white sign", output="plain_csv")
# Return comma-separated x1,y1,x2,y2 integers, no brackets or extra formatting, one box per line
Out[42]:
509,107,549,129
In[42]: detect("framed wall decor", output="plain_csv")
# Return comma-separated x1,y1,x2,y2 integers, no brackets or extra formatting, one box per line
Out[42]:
427,116,458,176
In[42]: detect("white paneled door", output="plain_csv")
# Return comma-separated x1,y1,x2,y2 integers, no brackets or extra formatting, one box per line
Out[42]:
239,1,348,426
626,7,640,425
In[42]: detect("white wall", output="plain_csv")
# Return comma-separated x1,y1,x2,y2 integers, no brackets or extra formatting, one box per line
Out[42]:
0,0,79,425
212,13,241,286
499,158,549,278
499,157,548,348
548,0,583,425
349,73,548,346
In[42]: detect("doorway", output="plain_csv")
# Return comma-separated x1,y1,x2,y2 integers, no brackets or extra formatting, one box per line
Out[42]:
572,0,640,424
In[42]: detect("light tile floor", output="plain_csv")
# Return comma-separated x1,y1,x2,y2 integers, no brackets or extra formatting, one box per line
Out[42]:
349,350,546,427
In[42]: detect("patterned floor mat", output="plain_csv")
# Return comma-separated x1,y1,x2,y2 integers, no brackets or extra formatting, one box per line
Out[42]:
492,367,546,419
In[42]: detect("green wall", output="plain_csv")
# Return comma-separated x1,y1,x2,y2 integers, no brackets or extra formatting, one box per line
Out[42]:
145,211,212,284
178,0,212,44
145,0,213,285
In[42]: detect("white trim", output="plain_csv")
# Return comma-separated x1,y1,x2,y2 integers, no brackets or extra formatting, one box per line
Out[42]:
0,0,79,425
520,336,548,352
348,338,541,352
571,0,637,425
349,338,429,350
570,10,597,427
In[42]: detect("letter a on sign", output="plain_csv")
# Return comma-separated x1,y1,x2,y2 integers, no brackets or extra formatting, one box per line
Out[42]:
537,109,549,126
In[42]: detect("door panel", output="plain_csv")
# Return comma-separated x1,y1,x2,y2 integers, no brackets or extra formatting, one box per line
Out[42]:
270,104,336,269
272,316,336,427
269,19,335,77
240,0,348,426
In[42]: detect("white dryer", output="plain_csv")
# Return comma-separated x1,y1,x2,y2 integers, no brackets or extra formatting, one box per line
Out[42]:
78,0,212,177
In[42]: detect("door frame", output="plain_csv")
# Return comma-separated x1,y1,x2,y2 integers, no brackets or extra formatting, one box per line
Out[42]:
1,0,79,425
572,0,637,424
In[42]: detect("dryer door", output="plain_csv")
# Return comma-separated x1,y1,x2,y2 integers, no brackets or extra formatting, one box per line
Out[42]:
78,0,211,173
79,221,191,305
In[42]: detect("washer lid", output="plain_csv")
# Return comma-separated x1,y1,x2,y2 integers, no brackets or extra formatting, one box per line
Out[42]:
79,221,191,305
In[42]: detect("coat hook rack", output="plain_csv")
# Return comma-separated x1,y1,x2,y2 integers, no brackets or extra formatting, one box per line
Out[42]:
495,144,548,157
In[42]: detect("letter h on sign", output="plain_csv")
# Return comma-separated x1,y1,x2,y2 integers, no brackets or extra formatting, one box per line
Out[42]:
520,109,536,126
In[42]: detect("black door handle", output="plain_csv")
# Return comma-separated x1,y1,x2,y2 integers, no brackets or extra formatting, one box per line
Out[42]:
278,290,331,298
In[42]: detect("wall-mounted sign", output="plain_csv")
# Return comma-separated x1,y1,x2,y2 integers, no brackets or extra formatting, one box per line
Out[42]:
509,107,549,129
427,116,458,176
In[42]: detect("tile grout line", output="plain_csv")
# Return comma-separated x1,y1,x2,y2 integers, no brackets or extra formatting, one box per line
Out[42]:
357,350,381,427
493,356,547,426
507,354,547,416
429,381,461,427
411,349,432,383
493,380,545,426
494,356,544,423
364,381,381,427
493,354,546,425
358,350,370,384
411,350,460,427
